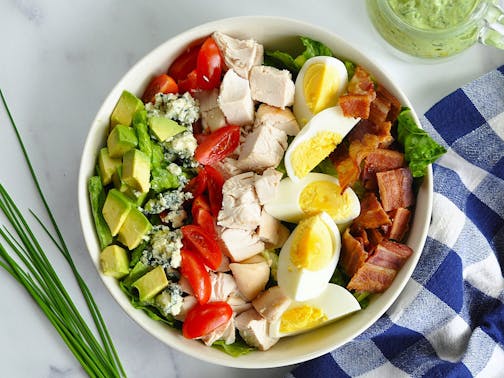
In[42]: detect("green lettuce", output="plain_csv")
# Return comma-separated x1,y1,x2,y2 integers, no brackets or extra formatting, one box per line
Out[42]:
397,108,447,177
212,338,256,357
265,36,334,75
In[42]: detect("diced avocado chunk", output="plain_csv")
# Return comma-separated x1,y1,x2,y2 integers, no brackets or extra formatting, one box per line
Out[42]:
132,265,168,302
102,189,132,236
133,119,152,162
112,166,148,206
112,165,128,192
148,117,185,142
107,124,138,158
100,245,130,278
110,90,144,128
151,143,164,169
97,147,122,186
122,149,151,193
122,261,151,289
117,207,152,250
88,176,113,249
150,167,179,193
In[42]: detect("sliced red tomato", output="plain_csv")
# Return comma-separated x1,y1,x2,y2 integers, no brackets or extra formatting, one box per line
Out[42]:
180,249,211,305
184,169,207,198
167,40,203,82
141,74,178,104
181,224,222,270
193,207,217,240
178,69,199,94
191,194,211,220
194,125,240,166
196,37,223,90
182,301,232,339
204,165,224,217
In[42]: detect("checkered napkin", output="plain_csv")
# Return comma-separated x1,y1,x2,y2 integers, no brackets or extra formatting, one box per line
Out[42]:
288,66,504,378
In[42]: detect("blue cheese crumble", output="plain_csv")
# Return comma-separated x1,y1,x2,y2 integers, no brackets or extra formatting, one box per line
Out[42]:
143,188,192,215
141,226,183,268
155,282,183,316
146,92,199,128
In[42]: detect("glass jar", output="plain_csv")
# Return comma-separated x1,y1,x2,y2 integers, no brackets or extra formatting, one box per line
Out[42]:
366,0,504,60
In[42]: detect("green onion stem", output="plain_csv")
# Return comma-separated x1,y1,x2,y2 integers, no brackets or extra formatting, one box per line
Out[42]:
0,89,126,377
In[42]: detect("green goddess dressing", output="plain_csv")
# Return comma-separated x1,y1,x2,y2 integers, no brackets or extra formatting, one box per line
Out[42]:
366,0,492,58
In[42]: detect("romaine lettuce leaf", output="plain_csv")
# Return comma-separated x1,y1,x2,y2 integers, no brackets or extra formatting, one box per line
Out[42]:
397,108,447,177
212,338,256,357
265,36,333,75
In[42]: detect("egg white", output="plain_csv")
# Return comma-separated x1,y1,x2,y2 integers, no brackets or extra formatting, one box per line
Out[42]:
264,172,361,226
269,283,361,338
284,106,360,182
277,212,341,302
293,56,348,127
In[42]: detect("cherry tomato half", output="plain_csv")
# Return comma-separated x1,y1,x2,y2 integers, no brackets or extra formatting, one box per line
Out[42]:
182,301,232,339
181,224,222,270
167,39,203,82
178,69,199,95
196,37,223,91
204,165,224,218
193,207,217,240
194,125,240,166
191,194,211,220
184,169,207,199
180,249,211,305
141,74,178,104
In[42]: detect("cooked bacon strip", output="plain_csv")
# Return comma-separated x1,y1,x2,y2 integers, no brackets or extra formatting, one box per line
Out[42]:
348,134,380,166
334,156,360,191
348,66,376,98
377,84,402,123
340,228,368,277
367,240,413,270
347,263,396,293
366,228,385,249
377,168,414,211
362,149,406,190
388,207,411,241
347,119,393,148
369,95,391,126
353,228,369,248
339,66,376,119
339,94,373,119
352,193,391,230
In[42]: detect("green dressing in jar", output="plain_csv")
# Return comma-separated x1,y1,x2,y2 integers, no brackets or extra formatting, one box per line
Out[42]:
366,0,502,59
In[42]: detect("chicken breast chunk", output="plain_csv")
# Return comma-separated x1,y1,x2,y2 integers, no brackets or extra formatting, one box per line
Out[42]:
237,124,287,172
254,104,300,136
249,66,295,108
219,228,265,262
212,31,263,78
235,308,279,351
218,69,255,126
194,89,227,132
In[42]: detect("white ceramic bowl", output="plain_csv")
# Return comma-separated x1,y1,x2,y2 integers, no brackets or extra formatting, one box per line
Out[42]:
78,16,432,368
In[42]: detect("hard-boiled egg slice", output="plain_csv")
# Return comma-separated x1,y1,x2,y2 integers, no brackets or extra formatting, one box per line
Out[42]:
269,283,361,338
264,172,360,226
284,106,359,182
293,56,348,127
277,212,340,302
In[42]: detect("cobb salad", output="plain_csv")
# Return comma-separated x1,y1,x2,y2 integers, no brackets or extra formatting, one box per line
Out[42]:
88,32,445,355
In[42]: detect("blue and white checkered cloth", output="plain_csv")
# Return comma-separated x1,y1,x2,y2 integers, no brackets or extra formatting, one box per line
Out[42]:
289,66,504,378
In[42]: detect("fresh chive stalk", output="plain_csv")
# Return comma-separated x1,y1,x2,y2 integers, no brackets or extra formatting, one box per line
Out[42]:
0,90,126,377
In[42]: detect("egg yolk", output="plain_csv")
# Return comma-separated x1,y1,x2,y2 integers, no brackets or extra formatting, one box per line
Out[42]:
299,181,353,220
290,215,333,271
303,63,340,115
279,305,328,334
290,131,342,179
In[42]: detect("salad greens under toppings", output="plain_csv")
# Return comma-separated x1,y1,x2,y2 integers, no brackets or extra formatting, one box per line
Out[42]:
397,108,447,177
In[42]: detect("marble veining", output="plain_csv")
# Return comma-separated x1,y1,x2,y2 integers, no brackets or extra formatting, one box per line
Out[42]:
12,0,43,25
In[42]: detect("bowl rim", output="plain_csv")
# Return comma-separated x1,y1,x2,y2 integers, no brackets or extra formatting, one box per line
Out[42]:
78,15,433,369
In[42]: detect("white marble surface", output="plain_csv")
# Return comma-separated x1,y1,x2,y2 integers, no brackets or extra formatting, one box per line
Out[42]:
0,0,502,377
